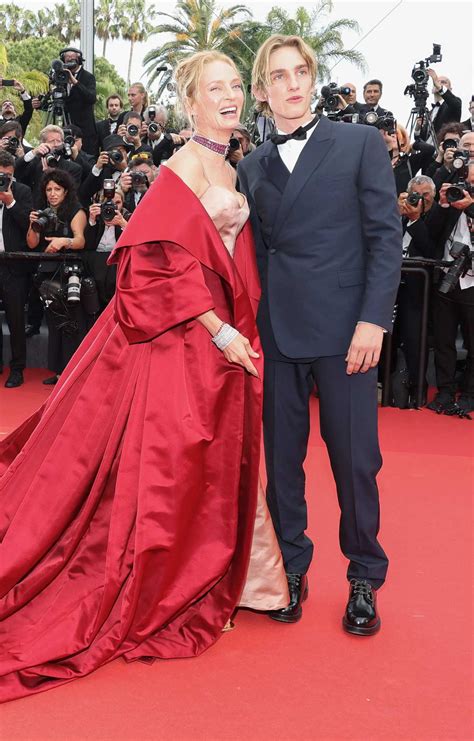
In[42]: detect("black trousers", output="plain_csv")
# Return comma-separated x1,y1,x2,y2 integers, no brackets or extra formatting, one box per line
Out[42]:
263,355,388,588
0,269,27,371
46,303,87,375
395,275,428,385
432,284,474,396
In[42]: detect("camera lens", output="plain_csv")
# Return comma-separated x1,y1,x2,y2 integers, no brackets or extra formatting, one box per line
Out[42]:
446,186,464,203
127,124,139,137
148,122,159,134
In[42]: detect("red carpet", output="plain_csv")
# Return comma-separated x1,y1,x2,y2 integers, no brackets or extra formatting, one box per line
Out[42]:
0,371,472,740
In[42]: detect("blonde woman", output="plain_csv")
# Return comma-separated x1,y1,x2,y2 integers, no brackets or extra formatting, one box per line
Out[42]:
0,51,288,703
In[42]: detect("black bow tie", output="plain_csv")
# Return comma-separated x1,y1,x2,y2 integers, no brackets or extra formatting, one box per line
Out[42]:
270,115,319,145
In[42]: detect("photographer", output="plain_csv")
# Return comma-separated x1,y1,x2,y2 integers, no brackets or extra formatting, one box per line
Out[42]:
117,111,152,156
0,121,27,160
65,124,95,180
425,138,474,416
340,82,365,112
361,79,389,115
0,80,33,137
14,124,82,205
0,150,33,388
116,83,148,127
425,122,465,182
381,122,435,194
79,134,132,206
96,94,124,149
228,125,254,168
54,48,99,156
26,169,87,385
418,72,462,141
461,97,474,132
395,175,437,406
83,185,130,314
118,153,156,213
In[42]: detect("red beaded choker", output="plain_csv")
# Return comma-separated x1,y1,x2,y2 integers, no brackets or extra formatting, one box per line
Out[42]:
191,134,229,157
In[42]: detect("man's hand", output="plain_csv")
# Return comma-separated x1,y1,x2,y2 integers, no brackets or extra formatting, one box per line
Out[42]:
66,69,78,86
439,183,474,210
398,192,423,221
95,151,109,170
345,322,384,374
107,211,128,229
427,68,442,90
13,79,26,94
119,171,132,193
33,142,51,158
88,203,101,225
442,147,456,170
228,145,244,165
0,184,14,206
222,333,260,377
32,97,42,110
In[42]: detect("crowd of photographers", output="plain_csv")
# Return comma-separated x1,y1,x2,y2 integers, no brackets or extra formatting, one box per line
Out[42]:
0,45,473,419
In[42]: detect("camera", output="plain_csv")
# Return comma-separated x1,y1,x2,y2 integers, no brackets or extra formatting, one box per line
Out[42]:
406,191,425,207
31,207,58,234
49,58,75,86
441,138,459,152
100,178,117,222
405,44,442,109
445,150,472,203
439,241,473,294
4,136,19,154
228,137,241,151
127,123,139,138
44,143,72,166
130,170,149,189
0,172,12,192
63,128,75,147
320,83,351,111
146,106,160,135
106,148,123,165
62,263,82,303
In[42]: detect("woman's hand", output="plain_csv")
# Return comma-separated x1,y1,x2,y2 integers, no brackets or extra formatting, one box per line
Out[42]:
29,210,39,226
44,236,67,253
222,333,260,377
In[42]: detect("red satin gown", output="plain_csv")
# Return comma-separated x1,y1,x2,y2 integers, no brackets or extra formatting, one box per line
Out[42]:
0,167,288,703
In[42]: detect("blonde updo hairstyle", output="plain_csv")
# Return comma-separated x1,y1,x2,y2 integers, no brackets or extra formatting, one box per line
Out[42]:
174,50,243,128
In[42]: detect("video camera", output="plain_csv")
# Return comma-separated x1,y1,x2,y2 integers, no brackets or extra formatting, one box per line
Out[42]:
339,110,397,134
439,240,473,294
49,59,76,87
404,44,442,109
319,83,352,113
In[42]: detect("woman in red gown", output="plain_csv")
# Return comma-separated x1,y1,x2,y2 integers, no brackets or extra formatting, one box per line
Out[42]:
0,52,288,702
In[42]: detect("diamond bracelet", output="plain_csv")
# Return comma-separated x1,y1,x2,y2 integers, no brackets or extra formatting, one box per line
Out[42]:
211,323,239,350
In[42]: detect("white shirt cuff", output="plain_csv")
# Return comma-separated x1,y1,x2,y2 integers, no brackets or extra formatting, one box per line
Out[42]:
24,149,36,162
92,165,102,176
6,199,16,209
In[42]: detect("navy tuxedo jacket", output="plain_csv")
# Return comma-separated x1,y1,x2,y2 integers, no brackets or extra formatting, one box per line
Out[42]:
237,115,402,359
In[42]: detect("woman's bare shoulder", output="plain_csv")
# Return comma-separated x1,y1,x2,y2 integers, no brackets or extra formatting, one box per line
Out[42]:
163,145,208,198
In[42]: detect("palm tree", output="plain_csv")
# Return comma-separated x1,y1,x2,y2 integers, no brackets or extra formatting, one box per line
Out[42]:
0,4,28,43
119,0,157,87
50,2,80,44
95,0,122,58
31,9,57,39
143,0,251,97
250,3,367,82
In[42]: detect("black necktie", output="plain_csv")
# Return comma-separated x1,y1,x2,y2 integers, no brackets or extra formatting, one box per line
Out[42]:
270,115,319,145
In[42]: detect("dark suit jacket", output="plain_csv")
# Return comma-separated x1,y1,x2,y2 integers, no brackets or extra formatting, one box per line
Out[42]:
96,118,121,149
237,115,403,359
64,68,99,156
0,181,34,274
461,117,474,132
419,91,462,140
358,103,389,116
425,202,474,260
402,215,437,258
14,156,83,207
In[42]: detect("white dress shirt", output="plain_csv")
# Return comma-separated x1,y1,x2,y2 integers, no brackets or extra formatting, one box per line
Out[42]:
276,118,318,172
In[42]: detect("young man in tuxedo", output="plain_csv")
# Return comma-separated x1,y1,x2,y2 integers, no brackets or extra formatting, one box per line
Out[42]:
238,35,402,635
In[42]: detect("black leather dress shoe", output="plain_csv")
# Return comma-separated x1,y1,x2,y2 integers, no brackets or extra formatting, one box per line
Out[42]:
42,375,59,385
5,369,24,388
25,325,41,338
343,579,381,636
268,573,308,623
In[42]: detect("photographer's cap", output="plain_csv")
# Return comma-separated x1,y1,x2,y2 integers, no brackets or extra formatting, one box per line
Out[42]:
103,134,134,151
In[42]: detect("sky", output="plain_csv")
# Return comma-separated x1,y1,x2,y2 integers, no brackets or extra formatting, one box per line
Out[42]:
13,0,474,124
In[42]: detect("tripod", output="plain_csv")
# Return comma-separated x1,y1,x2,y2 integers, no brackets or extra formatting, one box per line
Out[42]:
406,105,438,148
44,89,71,129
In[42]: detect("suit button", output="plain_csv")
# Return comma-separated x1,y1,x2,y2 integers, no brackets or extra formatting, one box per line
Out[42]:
269,248,276,254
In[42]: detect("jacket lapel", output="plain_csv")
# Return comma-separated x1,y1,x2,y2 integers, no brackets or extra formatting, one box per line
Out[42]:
261,142,291,195
271,116,335,242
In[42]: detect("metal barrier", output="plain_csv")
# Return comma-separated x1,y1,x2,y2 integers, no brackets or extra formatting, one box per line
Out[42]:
0,252,84,263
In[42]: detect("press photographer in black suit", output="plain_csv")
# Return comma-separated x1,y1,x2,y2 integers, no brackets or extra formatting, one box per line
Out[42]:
65,124,95,181
82,186,130,314
0,121,27,161
117,153,156,214
425,122,465,186
395,175,437,406
58,48,99,157
418,71,462,142
0,150,33,388
79,134,132,206
0,80,34,137
426,131,474,417
14,125,82,206
361,79,389,116
96,95,124,150
461,97,474,132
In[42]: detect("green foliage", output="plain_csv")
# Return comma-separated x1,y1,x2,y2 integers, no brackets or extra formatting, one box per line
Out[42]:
5,37,63,76
94,57,127,119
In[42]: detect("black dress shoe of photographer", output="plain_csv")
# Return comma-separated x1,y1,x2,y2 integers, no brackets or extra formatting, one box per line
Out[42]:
42,375,59,385
427,391,454,414
5,370,24,388
343,579,380,636
25,325,40,338
268,573,308,623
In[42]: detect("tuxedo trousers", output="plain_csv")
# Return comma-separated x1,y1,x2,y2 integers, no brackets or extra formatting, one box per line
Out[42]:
263,355,388,588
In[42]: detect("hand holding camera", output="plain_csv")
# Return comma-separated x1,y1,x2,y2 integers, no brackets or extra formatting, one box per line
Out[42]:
398,191,424,220
0,172,14,205
88,203,102,225
33,142,52,159
119,171,132,193
439,182,474,210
